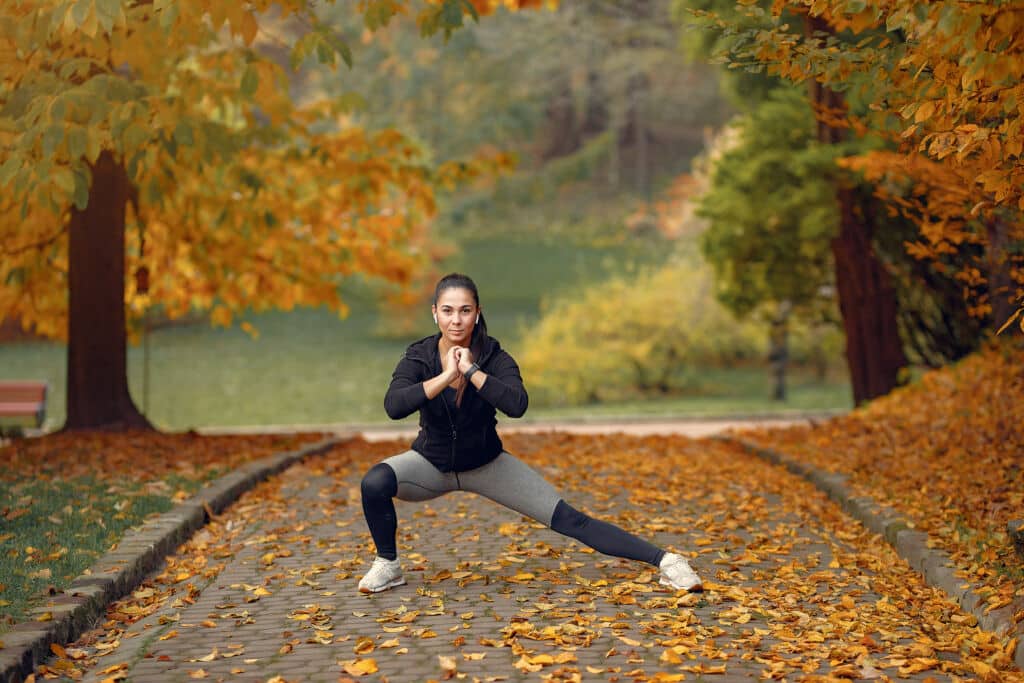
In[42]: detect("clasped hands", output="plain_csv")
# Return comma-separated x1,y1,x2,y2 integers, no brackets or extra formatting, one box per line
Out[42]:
441,344,475,382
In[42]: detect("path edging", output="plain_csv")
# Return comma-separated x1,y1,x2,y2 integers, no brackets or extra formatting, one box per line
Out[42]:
718,435,1024,671
0,435,347,683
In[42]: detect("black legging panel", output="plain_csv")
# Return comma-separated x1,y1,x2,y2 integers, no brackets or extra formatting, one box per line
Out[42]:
360,463,399,560
360,459,666,568
550,500,665,567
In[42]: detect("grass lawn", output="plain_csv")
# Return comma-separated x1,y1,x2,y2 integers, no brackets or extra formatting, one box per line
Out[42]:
0,431,324,632
0,237,851,431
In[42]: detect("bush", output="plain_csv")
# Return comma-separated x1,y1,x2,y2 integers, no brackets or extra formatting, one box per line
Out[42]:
518,254,771,406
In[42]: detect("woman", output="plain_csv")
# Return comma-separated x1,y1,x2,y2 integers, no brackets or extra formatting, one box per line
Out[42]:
358,273,702,594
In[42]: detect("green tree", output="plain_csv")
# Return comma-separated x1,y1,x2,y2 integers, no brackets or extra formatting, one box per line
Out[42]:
677,0,911,405
697,88,841,398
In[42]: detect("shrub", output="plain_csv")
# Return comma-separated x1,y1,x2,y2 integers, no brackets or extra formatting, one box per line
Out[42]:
518,254,770,406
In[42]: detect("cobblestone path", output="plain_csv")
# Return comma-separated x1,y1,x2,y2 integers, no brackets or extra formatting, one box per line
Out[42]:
39,434,1012,682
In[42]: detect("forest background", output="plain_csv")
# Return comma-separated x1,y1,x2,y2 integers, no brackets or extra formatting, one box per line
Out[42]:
1,0,1020,431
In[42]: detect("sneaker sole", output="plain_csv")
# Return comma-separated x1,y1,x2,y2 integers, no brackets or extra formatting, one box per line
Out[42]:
359,576,407,594
659,577,703,592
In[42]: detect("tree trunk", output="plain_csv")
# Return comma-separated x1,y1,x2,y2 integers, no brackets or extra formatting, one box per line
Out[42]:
65,150,152,431
831,186,908,405
807,14,907,405
985,214,1015,327
769,301,792,401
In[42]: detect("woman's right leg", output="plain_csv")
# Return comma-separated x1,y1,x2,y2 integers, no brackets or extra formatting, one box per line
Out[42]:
358,450,456,593
359,450,455,560
359,463,401,560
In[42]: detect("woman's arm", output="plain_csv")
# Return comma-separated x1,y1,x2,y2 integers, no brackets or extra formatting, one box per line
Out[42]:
384,346,461,419
383,355,428,420
460,349,529,418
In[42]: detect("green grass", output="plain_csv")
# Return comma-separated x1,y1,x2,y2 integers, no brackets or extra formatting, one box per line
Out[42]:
0,478,184,631
0,237,851,431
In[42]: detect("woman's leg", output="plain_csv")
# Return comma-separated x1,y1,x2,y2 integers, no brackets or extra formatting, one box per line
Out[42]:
549,499,664,567
360,450,456,560
459,452,665,566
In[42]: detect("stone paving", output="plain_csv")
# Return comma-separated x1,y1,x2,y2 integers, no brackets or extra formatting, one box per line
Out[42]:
36,434,1011,682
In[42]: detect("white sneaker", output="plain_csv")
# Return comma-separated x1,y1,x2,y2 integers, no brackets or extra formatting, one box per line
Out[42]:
358,556,406,593
659,552,703,592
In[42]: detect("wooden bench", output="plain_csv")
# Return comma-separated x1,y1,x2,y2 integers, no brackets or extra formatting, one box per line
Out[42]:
0,380,48,436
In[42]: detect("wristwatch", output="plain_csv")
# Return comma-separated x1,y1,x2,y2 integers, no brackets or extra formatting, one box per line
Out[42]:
463,363,480,381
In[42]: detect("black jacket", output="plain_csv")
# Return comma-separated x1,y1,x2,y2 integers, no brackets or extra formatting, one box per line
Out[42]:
384,333,528,472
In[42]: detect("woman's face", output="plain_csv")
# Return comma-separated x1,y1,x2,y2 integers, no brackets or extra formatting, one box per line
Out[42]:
433,287,478,346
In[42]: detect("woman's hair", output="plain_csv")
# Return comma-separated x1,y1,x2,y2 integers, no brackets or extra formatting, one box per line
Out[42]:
434,273,488,404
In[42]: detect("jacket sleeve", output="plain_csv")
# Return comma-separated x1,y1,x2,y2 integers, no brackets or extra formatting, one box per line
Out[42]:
477,350,529,418
384,354,428,420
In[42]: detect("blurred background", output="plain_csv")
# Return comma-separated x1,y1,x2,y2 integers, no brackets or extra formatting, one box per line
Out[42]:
6,0,1011,432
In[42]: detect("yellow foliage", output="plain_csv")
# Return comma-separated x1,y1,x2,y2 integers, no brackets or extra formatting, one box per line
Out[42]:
518,256,769,406
0,1,523,341
718,0,1024,318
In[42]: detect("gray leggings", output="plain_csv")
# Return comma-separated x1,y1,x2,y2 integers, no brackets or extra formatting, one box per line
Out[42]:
383,450,562,526
360,450,665,566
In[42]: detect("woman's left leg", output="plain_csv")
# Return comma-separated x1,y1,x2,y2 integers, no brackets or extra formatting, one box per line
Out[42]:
459,452,665,567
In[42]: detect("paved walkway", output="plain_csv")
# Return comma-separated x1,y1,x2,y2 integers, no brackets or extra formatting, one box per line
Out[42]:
40,433,1015,682
196,415,828,442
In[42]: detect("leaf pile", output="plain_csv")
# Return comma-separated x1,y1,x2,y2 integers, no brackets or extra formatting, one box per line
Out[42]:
33,433,1024,681
0,430,326,630
746,341,1024,620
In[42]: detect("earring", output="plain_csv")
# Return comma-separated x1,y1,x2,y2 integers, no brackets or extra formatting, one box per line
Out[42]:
475,315,480,324
433,314,438,324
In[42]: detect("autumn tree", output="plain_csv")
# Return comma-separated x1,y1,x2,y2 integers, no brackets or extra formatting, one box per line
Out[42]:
686,0,1024,334
678,0,915,404
0,0,534,431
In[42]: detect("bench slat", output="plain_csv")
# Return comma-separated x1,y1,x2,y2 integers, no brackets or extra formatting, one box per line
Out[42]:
0,402,45,417
0,381,47,402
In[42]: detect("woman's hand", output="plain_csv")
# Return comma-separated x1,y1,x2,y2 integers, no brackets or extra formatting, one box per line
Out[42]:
441,344,463,381
455,347,475,375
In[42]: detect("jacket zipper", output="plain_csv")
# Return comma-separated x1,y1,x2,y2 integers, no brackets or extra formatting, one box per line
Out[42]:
441,392,457,471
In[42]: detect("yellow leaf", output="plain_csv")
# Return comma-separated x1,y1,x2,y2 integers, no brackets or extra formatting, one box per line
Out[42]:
211,306,232,327
438,654,457,671
188,670,208,679
341,658,378,676
914,100,936,123
239,11,259,45
159,630,178,641
651,674,686,682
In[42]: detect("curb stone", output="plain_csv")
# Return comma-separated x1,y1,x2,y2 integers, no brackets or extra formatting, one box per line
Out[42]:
718,435,1024,672
0,434,348,683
